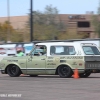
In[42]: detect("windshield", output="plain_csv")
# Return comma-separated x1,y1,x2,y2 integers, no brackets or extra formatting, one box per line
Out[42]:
82,46,100,55
31,45,46,56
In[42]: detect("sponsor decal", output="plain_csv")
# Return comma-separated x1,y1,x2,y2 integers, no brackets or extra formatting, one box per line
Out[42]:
60,57,66,59
48,57,54,59
47,63,56,65
60,60,66,63
7,60,18,62
72,62,77,65
60,56,83,59
47,60,53,62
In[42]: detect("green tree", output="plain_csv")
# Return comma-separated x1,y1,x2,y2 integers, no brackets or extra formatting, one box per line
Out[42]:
0,21,24,42
58,28,89,40
26,4,88,41
26,5,65,40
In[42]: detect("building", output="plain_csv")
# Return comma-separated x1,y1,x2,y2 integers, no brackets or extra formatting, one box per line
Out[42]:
0,13,97,38
0,15,29,30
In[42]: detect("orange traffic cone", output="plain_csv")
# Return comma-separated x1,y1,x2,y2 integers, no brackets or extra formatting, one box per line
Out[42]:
72,68,79,79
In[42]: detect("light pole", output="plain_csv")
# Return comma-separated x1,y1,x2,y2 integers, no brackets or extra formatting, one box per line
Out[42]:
7,0,10,42
30,0,33,42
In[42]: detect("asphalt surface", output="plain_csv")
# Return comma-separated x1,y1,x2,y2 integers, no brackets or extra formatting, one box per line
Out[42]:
0,73,100,100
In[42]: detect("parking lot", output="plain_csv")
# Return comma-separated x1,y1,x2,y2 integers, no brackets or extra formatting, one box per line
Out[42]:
0,73,100,100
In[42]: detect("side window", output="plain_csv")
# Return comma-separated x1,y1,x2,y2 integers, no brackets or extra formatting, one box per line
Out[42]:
82,46,100,55
32,45,47,56
50,46,56,55
69,46,76,55
50,46,76,55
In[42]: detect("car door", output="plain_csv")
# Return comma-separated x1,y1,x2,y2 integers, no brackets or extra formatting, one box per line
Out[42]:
26,55,46,75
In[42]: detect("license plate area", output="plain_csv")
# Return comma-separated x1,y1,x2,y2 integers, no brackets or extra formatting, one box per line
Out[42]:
85,62,100,69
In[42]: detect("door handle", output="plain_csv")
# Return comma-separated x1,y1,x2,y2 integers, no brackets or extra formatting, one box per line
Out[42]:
41,58,45,60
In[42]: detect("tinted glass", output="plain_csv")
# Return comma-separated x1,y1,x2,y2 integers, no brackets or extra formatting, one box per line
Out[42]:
82,46,100,55
32,45,46,55
50,46,76,55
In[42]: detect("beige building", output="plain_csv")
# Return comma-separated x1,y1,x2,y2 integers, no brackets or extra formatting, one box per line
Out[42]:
0,14,97,38
0,15,29,29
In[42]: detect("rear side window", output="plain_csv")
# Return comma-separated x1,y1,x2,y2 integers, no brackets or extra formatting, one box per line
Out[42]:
82,46,100,55
50,46,76,55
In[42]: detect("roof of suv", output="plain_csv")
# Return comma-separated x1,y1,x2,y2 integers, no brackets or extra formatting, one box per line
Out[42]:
36,42,79,46
36,42,97,47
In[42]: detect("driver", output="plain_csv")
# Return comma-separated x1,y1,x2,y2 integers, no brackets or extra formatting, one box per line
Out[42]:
16,49,24,57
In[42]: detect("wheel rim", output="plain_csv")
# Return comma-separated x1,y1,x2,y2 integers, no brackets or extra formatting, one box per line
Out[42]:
60,66,69,77
9,66,17,75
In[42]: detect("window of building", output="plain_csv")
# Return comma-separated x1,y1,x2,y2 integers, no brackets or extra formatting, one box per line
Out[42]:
77,21,90,28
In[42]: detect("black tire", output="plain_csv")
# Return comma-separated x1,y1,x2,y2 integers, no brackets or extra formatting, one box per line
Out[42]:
30,75,38,77
7,65,21,77
79,72,91,78
58,65,72,78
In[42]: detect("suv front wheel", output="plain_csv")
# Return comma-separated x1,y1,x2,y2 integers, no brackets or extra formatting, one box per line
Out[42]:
7,65,21,77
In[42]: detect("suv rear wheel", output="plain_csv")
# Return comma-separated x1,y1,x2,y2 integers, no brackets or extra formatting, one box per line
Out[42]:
58,65,72,78
79,70,91,78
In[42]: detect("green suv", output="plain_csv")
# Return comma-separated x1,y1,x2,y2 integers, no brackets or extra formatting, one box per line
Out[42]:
0,41,100,78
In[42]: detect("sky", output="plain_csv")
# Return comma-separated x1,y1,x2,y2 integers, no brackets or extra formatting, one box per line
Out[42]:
0,0,99,17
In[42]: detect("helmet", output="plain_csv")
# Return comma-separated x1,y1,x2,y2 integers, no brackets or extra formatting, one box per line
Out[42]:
17,48,22,51
17,48,22,53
